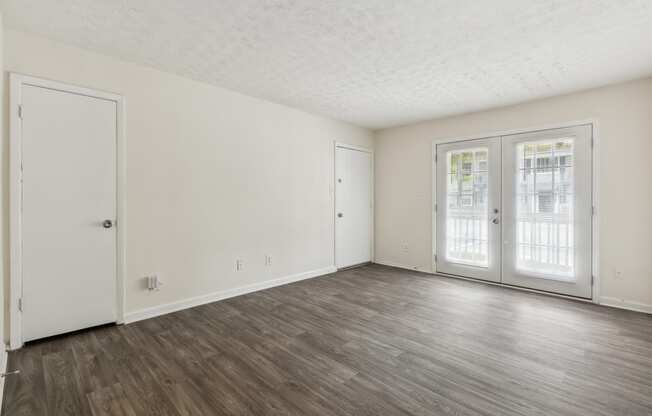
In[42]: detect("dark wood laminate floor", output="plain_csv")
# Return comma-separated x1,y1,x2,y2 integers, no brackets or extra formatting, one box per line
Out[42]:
4,264,652,416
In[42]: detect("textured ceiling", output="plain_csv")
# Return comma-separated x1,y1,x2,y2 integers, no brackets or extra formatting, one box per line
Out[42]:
2,0,652,129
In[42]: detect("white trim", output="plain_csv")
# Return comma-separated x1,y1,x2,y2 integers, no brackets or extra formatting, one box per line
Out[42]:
9,74,22,350
0,347,7,406
334,142,373,153
374,259,424,272
431,141,437,272
435,270,595,303
375,262,652,314
599,297,652,314
430,119,600,303
430,118,599,146
124,266,337,323
375,261,595,303
9,73,126,349
116,94,127,325
123,265,652,325
591,121,601,303
13,74,123,102
334,141,375,268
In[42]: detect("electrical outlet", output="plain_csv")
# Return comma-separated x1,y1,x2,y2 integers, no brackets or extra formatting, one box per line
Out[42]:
401,243,409,253
265,255,272,266
146,275,161,291
614,270,623,279
236,260,244,271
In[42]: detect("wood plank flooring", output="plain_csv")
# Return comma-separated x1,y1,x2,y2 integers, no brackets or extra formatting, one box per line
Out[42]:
3,264,652,415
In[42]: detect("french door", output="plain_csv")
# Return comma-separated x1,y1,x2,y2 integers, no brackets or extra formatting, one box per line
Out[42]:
436,125,593,298
436,137,502,282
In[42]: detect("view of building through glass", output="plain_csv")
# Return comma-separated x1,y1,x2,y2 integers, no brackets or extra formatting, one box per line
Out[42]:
515,139,574,279
445,148,489,267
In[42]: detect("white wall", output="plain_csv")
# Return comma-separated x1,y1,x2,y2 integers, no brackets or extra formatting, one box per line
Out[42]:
3,29,373,324
375,77,652,312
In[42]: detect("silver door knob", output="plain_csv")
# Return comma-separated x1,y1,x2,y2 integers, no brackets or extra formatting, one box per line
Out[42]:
492,217,499,224
103,219,113,229
337,213,343,218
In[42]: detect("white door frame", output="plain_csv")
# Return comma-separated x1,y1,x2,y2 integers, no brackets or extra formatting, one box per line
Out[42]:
9,73,127,350
333,141,374,268
431,119,600,303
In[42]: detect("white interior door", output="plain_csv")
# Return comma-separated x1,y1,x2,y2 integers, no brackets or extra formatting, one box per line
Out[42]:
21,84,117,342
335,145,372,268
501,125,592,298
436,138,501,282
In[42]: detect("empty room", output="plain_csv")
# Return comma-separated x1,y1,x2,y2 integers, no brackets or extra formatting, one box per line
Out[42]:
0,1,651,415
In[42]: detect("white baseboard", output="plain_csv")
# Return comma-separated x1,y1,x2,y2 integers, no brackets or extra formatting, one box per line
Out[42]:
374,263,652,315
373,259,430,273
0,347,7,408
377,261,651,314
599,296,652,314
122,265,651,324
124,266,337,324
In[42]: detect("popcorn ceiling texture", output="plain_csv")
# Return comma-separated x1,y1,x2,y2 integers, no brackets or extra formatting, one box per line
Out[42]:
2,0,652,128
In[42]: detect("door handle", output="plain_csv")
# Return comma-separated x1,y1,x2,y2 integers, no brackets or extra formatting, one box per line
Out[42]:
492,217,499,225
337,213,343,218
102,219,113,229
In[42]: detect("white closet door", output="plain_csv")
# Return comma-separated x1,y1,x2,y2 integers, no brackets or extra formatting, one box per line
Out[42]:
335,146,372,268
21,84,117,342
501,125,592,298
436,138,501,282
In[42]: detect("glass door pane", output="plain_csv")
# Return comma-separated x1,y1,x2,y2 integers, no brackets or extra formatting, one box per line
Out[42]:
445,148,489,267
515,138,574,279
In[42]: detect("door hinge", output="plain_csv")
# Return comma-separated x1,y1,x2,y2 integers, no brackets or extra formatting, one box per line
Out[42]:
434,203,438,212
434,153,438,163
591,275,595,286
18,105,23,119
434,254,438,263
18,298,23,312
592,206,596,216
